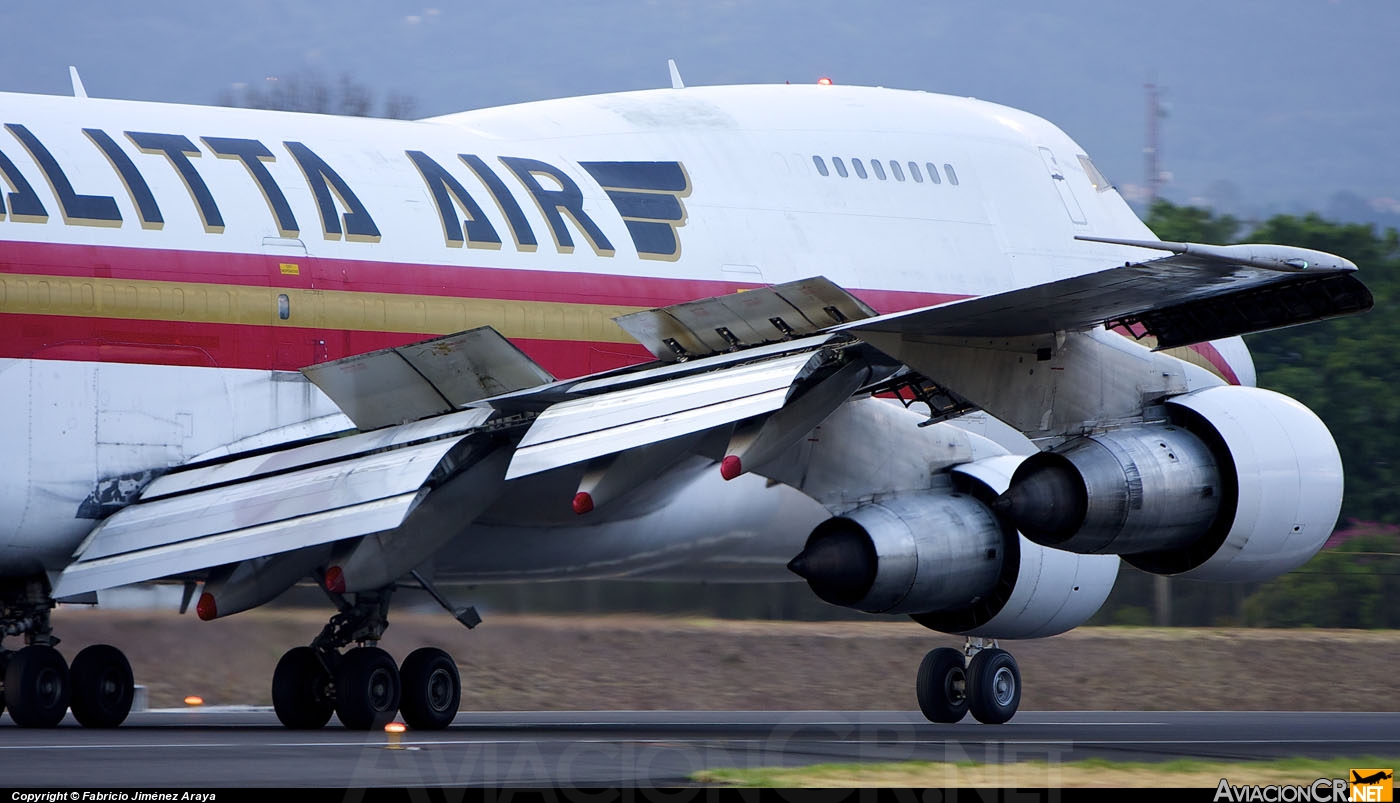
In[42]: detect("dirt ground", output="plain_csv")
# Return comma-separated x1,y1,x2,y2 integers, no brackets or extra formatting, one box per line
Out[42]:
41,607,1399,711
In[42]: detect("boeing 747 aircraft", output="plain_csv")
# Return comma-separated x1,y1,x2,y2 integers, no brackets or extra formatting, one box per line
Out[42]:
0,74,1371,730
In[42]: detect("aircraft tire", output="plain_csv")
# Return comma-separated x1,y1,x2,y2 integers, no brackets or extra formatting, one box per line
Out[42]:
0,651,8,718
272,646,334,729
966,648,1021,725
916,647,969,723
69,644,134,728
5,645,70,728
399,647,460,730
335,646,400,730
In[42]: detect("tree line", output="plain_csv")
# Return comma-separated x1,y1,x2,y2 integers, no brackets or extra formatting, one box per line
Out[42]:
216,70,418,119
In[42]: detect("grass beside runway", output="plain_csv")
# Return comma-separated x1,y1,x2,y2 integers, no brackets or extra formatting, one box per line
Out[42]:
693,756,1400,787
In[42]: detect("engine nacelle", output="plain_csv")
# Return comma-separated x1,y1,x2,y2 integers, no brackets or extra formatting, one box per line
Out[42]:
1132,386,1343,581
999,424,1223,554
789,455,1120,637
998,386,1342,582
788,485,1006,615
911,456,1120,639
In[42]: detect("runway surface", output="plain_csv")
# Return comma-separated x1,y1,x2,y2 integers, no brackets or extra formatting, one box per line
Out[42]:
0,709,1395,787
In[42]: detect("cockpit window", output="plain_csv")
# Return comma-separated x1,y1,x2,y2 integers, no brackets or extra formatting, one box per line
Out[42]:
1078,155,1113,192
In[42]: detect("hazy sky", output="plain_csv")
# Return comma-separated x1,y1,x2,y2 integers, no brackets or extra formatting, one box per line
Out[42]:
3,0,1396,222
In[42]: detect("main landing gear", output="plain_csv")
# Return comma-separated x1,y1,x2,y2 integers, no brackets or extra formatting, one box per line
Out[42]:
916,638,1021,725
0,580,136,728
272,580,472,731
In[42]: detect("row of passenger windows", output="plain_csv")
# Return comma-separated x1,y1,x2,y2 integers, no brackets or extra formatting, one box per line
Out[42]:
812,156,959,186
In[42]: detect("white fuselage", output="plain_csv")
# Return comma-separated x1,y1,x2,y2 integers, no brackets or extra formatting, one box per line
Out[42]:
0,84,1244,580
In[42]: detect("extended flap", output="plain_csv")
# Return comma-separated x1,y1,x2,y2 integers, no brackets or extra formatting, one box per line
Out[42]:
302,327,554,430
614,277,876,361
507,349,832,479
53,411,496,597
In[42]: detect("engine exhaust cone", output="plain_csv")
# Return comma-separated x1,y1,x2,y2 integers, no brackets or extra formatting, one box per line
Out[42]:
996,458,1087,546
787,527,877,607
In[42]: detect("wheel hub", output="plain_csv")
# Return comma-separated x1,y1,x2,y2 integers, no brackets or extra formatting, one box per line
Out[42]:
992,666,1016,706
368,668,393,709
944,669,967,704
99,669,120,698
427,669,453,711
34,667,62,708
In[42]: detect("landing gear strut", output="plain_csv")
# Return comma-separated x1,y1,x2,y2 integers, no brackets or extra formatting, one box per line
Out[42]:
1,579,136,728
916,638,1021,724
270,584,469,731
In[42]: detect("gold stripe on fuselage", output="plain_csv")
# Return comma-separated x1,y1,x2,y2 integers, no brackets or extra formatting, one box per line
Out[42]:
0,272,646,343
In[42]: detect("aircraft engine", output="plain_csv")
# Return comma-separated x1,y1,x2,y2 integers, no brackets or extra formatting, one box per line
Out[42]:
788,455,1120,638
917,456,1119,639
997,386,1342,582
788,487,1006,615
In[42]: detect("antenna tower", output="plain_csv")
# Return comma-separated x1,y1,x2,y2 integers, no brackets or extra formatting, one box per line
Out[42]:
1145,81,1165,204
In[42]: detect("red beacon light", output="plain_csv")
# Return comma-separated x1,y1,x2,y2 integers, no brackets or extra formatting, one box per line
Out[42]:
817,77,834,86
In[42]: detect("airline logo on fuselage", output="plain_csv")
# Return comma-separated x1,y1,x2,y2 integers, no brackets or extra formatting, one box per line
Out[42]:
0,124,691,261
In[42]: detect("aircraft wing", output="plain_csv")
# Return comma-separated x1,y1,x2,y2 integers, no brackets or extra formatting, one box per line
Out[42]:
842,237,1372,349
53,241,1371,598
54,327,896,597
52,408,495,597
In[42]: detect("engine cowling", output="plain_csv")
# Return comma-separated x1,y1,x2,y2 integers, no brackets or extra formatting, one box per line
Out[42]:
998,424,1222,554
789,455,1120,638
788,485,1005,615
998,386,1342,582
913,456,1120,639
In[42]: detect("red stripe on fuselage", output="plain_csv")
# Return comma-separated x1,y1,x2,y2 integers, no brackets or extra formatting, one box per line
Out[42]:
0,241,1247,384
0,240,952,312
0,311,655,378
0,240,966,374
1185,340,1242,386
